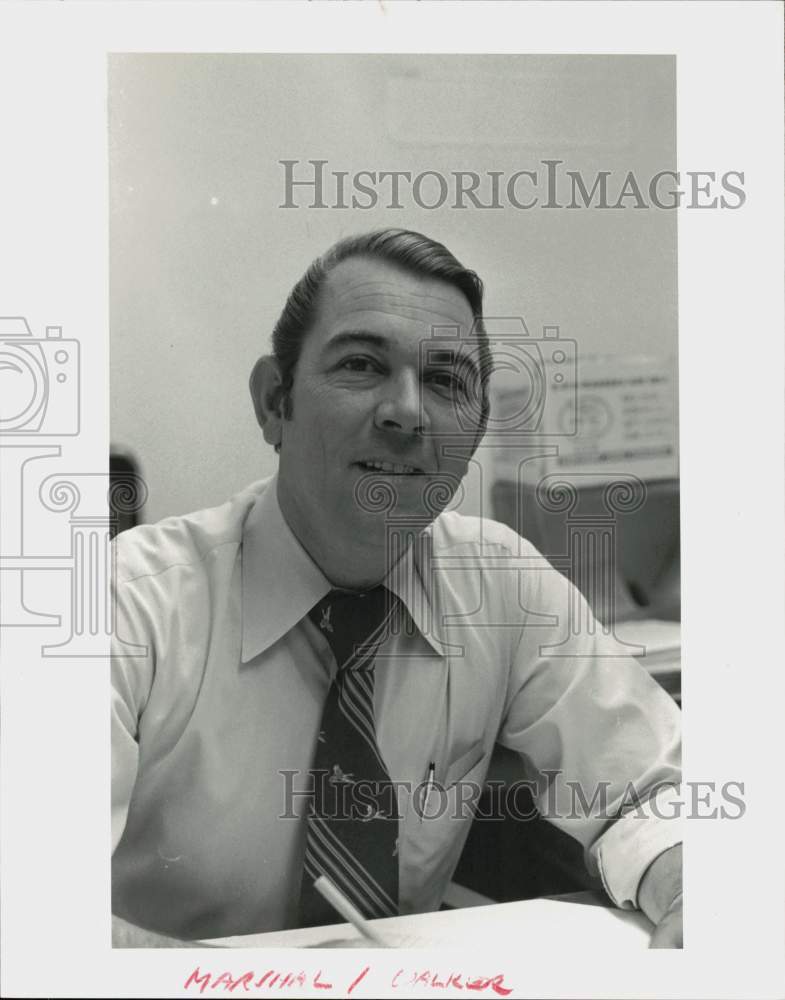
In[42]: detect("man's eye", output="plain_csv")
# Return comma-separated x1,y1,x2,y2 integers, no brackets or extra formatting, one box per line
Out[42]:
339,357,379,373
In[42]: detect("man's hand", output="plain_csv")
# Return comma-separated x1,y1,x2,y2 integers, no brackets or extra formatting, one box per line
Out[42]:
648,891,683,948
637,843,683,949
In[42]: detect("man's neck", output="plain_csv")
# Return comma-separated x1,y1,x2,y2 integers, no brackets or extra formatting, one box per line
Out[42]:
275,481,394,591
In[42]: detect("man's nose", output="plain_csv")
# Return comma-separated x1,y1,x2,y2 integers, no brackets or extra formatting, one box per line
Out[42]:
373,370,430,436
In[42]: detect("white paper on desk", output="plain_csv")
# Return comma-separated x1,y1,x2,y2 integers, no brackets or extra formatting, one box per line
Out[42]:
614,618,682,673
201,899,653,951
614,618,681,655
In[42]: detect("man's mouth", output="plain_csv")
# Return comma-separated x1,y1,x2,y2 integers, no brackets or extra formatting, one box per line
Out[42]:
355,459,426,476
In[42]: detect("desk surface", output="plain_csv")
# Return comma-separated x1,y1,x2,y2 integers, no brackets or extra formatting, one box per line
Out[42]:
203,895,653,950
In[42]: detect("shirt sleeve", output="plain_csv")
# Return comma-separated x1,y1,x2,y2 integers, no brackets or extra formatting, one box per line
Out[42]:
110,558,155,854
496,553,682,910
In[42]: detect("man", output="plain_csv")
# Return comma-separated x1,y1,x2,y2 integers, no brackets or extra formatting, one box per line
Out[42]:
111,229,682,948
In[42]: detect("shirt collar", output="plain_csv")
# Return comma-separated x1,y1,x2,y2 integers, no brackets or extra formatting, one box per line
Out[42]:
241,476,445,662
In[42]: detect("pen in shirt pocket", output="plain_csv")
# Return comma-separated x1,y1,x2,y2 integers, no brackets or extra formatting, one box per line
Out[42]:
420,761,436,822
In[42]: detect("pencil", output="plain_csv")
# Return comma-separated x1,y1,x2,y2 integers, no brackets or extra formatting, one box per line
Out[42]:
312,875,389,947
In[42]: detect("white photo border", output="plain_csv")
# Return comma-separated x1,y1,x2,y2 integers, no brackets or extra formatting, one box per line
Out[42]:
0,2,783,998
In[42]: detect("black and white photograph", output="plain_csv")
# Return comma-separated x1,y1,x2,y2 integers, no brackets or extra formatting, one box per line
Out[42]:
109,52,684,953
1,3,783,998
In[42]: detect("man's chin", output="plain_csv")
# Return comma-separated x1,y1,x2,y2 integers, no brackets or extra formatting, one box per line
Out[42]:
338,519,424,584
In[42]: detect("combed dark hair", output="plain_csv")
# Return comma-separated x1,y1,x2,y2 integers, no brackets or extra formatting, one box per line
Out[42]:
271,229,491,435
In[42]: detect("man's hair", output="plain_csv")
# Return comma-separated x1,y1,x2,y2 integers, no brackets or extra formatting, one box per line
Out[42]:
271,228,491,437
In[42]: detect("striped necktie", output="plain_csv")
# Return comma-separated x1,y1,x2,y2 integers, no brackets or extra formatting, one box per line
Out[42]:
298,585,400,928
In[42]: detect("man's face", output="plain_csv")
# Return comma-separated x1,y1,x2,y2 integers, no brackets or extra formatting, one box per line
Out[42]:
276,256,484,586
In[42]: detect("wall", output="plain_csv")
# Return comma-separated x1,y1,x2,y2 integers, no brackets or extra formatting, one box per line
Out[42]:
109,54,676,524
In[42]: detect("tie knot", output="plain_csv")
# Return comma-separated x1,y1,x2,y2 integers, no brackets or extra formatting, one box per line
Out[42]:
309,586,395,670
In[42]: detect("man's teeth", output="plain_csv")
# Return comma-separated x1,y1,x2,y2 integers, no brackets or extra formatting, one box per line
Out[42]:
360,460,421,475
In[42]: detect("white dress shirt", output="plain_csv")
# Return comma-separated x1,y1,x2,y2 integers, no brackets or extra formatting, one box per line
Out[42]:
111,475,681,939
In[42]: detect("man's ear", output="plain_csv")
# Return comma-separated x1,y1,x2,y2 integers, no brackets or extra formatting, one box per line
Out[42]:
249,355,285,448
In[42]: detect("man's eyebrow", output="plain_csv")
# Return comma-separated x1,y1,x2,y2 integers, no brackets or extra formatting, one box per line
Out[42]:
322,330,389,353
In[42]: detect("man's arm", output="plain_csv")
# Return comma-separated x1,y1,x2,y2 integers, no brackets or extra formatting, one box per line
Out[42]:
497,547,682,935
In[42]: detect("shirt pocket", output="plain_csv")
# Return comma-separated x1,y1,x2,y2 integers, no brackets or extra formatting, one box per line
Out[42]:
398,744,489,914
443,740,486,788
